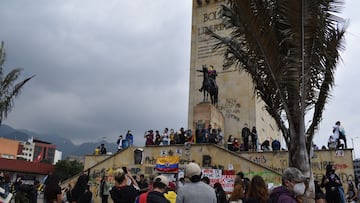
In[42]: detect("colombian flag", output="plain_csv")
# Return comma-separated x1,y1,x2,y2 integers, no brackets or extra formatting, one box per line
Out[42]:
156,155,179,172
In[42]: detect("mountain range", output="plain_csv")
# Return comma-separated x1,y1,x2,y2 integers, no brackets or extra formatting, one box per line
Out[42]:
0,124,118,159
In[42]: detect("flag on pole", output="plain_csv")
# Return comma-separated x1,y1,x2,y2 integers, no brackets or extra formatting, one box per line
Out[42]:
34,151,43,163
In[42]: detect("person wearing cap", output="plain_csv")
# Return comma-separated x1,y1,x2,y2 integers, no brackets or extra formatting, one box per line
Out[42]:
269,167,308,203
135,175,170,203
110,167,140,203
176,162,216,203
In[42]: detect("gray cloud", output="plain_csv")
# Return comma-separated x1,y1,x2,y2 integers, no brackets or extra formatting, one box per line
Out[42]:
1,1,359,155
0,0,191,145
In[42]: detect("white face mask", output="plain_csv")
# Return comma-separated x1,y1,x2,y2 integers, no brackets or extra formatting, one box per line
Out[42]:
293,182,306,195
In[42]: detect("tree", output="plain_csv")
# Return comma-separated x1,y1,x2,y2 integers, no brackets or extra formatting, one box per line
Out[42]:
54,160,84,181
0,41,34,125
209,0,346,191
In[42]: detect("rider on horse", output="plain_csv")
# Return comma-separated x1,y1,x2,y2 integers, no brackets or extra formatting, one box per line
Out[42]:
208,65,217,87
199,65,218,92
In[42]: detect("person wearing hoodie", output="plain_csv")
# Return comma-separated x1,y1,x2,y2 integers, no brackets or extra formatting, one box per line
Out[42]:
110,167,140,203
269,167,308,203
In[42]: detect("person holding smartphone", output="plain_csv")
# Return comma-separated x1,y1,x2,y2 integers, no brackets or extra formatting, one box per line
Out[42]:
110,167,140,203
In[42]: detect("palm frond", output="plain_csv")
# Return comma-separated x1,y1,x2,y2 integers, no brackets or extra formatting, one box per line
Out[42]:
0,42,34,124
209,0,346,149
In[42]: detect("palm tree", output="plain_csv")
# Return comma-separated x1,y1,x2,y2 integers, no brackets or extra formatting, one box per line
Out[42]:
209,0,346,179
0,41,34,125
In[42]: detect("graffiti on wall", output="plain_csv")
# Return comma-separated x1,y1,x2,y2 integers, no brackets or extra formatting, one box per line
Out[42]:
217,98,241,122
244,171,281,185
244,152,354,186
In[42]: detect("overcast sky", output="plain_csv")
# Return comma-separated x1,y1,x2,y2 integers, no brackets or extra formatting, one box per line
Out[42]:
0,1,359,157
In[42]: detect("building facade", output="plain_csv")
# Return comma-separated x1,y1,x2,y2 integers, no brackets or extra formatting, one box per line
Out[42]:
353,158,360,180
0,137,61,163
33,139,57,163
0,137,20,159
17,137,36,161
187,0,282,146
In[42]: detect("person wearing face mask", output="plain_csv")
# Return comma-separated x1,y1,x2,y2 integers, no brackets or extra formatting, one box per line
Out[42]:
321,164,344,203
269,167,308,203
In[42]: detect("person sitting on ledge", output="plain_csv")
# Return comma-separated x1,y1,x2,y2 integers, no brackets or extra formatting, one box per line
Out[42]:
261,140,271,151
271,139,281,151
232,138,240,152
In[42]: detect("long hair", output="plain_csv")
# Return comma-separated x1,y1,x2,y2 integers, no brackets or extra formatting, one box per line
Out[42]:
214,182,225,193
71,174,89,201
229,181,245,201
44,175,61,203
246,175,269,203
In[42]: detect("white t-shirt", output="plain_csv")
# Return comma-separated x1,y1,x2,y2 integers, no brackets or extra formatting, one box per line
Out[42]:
117,138,123,149
333,125,340,139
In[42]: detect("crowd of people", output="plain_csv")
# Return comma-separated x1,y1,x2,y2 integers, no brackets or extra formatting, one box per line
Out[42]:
94,120,348,155
82,163,360,203
0,172,41,203
1,161,359,203
144,128,194,146
226,125,281,153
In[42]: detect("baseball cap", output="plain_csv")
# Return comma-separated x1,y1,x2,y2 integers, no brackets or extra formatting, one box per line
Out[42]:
154,175,169,187
282,167,307,182
185,162,202,178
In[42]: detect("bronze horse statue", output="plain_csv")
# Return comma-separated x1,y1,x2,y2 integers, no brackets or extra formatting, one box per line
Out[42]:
197,65,218,105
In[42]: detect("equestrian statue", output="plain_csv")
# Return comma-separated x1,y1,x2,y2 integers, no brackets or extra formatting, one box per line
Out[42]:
197,64,218,105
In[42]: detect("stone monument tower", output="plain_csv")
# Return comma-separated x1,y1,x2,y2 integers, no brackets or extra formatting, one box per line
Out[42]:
188,0,282,146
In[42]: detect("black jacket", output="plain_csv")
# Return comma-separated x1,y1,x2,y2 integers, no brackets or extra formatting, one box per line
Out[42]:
110,185,140,203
